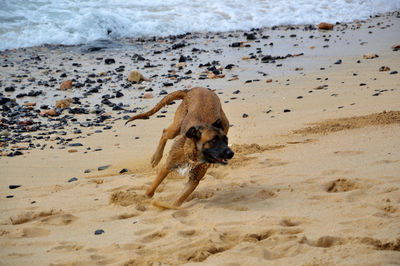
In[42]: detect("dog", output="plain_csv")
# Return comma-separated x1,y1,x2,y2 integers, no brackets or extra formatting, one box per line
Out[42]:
125,87,234,207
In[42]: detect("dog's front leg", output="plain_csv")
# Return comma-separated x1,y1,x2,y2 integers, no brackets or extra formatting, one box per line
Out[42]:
146,164,169,198
173,163,209,206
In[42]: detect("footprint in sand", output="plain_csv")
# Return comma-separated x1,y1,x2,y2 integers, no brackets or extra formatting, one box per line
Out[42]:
333,150,364,156
326,178,360,193
49,242,84,252
304,235,345,248
140,230,167,243
39,213,78,225
8,210,59,225
20,227,50,238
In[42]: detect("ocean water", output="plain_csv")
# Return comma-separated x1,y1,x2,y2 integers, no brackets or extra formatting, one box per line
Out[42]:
0,0,399,51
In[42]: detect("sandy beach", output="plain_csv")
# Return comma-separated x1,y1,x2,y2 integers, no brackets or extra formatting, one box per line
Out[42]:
1,12,400,265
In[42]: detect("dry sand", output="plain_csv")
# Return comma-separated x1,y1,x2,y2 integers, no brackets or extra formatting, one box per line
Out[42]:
1,13,400,265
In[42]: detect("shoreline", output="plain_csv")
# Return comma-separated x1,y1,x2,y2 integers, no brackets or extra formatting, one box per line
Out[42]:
1,11,400,265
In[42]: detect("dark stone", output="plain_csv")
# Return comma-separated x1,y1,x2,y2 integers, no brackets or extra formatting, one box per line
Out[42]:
360,83,366,86
283,109,291,113
242,113,248,118
119,168,128,174
98,165,111,171
390,70,398,75
6,195,14,198
104,58,115,65
334,59,342,64
225,64,235,70
9,185,21,189
159,90,168,95
94,229,104,235
68,143,83,147
68,177,78,182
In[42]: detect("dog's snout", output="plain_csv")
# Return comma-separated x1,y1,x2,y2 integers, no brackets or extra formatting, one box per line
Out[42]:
225,148,234,159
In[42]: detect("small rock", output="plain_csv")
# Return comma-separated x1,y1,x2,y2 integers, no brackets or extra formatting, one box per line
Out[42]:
9,185,21,189
392,44,400,51
242,113,248,118
104,58,115,65
266,79,273,83
379,66,390,72
128,70,149,83
98,165,110,171
40,109,57,116
119,168,128,174
68,143,83,147
318,22,334,30
60,80,73,90
55,98,73,108
334,59,342,64
283,109,291,113
363,53,378,59
390,70,398,75
68,177,78,182
142,92,153,99
94,229,104,235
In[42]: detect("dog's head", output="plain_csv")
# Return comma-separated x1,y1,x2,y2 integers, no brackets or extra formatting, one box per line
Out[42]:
185,119,234,165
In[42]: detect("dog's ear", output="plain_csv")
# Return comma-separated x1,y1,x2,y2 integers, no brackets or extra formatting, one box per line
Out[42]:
186,126,202,140
212,119,224,130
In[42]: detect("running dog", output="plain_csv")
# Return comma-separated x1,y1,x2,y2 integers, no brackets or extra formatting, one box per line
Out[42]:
125,87,234,206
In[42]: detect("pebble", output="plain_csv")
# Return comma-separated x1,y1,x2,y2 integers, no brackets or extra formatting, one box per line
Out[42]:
68,177,78,182
283,109,291,113
390,70,398,75
104,58,115,64
98,165,111,171
94,229,104,235
242,113,248,118
9,185,21,189
119,168,128,174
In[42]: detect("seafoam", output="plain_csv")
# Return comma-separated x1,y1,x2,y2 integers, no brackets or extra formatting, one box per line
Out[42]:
0,0,399,50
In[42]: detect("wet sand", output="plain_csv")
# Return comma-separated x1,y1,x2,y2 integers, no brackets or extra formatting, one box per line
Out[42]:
1,12,400,265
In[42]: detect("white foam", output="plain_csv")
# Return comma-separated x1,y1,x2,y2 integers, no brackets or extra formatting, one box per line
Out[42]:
0,0,399,50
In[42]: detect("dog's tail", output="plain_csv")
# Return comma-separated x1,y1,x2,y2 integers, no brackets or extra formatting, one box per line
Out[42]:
125,89,188,125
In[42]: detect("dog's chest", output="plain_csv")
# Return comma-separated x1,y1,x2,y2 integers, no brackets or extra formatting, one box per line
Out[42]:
177,165,191,176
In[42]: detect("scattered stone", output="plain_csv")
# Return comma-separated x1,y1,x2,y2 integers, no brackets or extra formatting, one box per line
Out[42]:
318,22,334,30
94,229,104,235
119,168,128,174
363,53,378,59
142,92,154,99
242,113,248,118
68,143,83,147
283,109,291,113
68,149,78,153
379,66,390,72
68,177,78,182
9,185,21,189
360,83,367,86
390,70,398,75
334,59,342,64
104,58,115,65
266,79,273,83
128,70,149,83
55,98,73,108
98,165,111,171
392,44,400,51
60,80,73,90
40,109,57,116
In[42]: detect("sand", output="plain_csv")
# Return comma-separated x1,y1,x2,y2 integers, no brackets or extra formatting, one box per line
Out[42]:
1,12,400,265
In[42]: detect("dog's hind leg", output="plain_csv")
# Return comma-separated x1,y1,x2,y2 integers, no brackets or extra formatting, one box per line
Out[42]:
151,104,186,167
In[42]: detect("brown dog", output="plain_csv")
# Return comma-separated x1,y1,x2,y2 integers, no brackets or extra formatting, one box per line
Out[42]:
125,87,234,206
